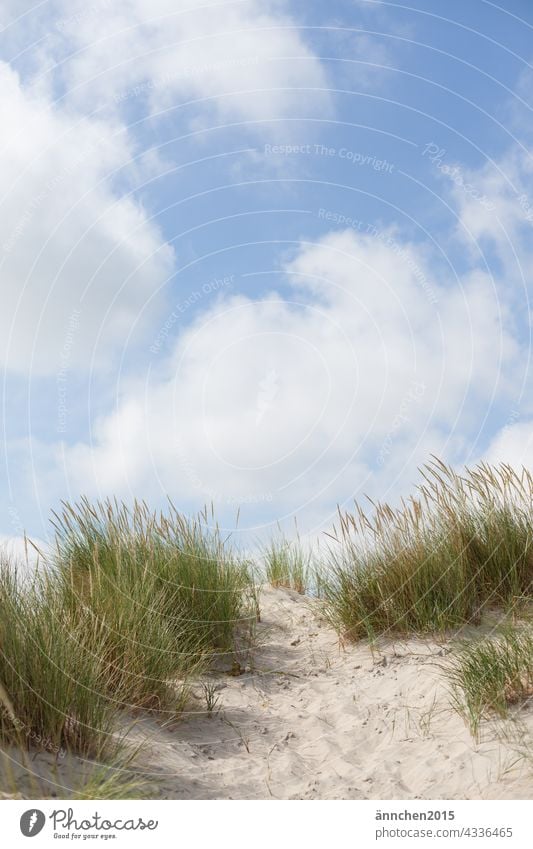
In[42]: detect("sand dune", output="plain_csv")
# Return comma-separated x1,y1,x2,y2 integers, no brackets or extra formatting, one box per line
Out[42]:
4,585,533,800
130,587,533,800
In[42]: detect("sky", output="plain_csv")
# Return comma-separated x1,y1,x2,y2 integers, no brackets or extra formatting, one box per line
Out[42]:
1,0,533,550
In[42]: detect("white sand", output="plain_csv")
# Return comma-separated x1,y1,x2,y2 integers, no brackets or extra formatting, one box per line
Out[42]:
4,586,533,799
129,586,533,799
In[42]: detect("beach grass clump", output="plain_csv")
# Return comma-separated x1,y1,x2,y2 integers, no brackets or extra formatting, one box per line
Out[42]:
0,498,254,758
69,763,149,800
446,628,533,736
0,499,256,797
262,536,311,594
0,561,119,759
51,500,255,699
322,460,533,639
0,743,149,800
58,562,203,712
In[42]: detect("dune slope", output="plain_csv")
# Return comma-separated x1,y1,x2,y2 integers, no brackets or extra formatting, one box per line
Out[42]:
128,587,533,800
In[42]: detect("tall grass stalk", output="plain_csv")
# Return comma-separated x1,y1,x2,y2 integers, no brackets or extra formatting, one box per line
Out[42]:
322,460,533,639
0,562,119,759
48,500,257,713
0,500,255,797
52,499,254,654
262,536,311,594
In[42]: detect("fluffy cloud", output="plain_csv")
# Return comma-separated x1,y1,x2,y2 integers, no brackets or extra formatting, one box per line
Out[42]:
5,0,329,126
440,141,533,473
0,61,175,375
57,227,522,531
0,535,47,577
483,420,533,469
0,1,330,377
430,141,533,282
2,1,531,540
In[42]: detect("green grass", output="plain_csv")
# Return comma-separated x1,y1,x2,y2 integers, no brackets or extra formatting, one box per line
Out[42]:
446,627,533,737
321,460,533,639
4,459,533,797
53,499,254,652
51,499,256,711
0,745,149,800
262,536,311,594
0,500,256,798
70,764,149,800
0,562,119,760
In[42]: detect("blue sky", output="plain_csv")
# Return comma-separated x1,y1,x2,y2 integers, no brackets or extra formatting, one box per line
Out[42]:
1,0,533,549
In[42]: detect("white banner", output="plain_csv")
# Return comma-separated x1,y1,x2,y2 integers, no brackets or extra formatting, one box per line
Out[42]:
2,800,532,848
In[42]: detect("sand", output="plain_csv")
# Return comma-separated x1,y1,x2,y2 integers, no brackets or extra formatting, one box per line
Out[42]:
4,585,533,799
129,586,533,799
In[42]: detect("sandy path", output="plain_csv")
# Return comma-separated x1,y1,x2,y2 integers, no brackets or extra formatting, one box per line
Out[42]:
124,586,533,800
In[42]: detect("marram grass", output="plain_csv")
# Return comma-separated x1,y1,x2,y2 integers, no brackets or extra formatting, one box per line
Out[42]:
446,627,533,737
0,501,256,798
3,460,533,797
0,562,119,760
262,535,311,594
52,498,254,652
321,460,533,639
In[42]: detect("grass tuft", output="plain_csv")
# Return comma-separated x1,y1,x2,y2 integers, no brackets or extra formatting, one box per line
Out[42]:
446,628,533,737
0,561,119,760
322,460,533,639
262,536,311,594
0,500,256,798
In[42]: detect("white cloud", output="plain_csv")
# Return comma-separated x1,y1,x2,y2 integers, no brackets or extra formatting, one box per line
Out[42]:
55,228,522,532
438,140,533,480
436,143,533,265
8,0,330,127
0,535,48,578
483,420,533,469
3,2,532,537
0,1,331,378
0,1,42,28
0,61,175,375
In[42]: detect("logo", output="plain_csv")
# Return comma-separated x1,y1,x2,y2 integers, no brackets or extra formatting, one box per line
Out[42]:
20,809,46,837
